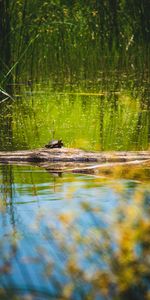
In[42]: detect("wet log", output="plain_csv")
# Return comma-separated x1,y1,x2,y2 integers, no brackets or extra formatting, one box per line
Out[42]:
0,148,149,167
0,147,150,175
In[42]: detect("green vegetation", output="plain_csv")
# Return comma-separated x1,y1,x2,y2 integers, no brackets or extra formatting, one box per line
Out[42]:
0,0,149,83
0,1,149,152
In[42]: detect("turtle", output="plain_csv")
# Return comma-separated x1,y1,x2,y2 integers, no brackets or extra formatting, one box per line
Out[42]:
45,139,63,149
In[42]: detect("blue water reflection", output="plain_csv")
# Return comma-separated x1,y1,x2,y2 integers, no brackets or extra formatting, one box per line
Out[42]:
0,164,150,299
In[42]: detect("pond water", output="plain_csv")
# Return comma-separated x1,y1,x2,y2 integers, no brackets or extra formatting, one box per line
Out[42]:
0,163,150,300
0,70,149,152
0,72,150,299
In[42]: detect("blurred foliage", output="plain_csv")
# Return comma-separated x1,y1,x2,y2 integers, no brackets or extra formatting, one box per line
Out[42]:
0,169,150,299
28,183,150,299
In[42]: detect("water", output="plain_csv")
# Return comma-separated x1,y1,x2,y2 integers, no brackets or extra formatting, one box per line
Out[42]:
0,70,150,299
0,163,150,299
0,70,149,152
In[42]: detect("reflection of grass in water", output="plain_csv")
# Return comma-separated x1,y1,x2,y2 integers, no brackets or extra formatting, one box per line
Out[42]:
34,185,150,299
96,162,150,182
0,181,150,299
9,87,149,151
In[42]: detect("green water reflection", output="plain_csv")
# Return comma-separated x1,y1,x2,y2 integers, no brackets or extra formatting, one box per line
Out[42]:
0,71,149,151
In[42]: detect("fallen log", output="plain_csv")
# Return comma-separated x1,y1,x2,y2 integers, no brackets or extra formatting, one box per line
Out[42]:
0,147,150,163
0,147,150,173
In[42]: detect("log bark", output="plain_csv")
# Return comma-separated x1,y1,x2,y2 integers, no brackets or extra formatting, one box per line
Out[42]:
0,147,149,163
0,148,150,162
0,148,149,174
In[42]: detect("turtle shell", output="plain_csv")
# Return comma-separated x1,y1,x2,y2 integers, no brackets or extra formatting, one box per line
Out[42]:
45,139,63,148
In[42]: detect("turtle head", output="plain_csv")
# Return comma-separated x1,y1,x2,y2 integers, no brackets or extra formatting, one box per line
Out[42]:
58,140,64,147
